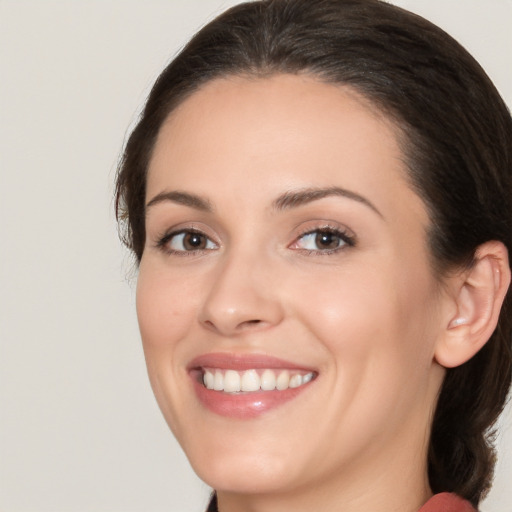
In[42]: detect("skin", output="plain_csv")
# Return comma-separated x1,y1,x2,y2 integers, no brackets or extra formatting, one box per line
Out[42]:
137,74,455,512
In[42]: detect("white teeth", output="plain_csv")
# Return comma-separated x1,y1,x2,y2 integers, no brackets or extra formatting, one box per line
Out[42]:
201,369,315,393
224,370,241,392
276,370,290,390
203,371,214,389
302,372,314,385
289,374,303,388
213,370,223,391
241,369,260,392
260,369,276,391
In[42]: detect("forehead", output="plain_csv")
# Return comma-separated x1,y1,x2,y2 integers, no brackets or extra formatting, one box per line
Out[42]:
147,73,426,224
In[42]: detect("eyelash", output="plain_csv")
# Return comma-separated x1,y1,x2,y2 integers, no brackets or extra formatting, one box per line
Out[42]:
291,225,356,255
155,225,356,256
155,228,218,256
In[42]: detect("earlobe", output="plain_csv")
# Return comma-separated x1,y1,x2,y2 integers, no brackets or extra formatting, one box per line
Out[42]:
435,241,511,369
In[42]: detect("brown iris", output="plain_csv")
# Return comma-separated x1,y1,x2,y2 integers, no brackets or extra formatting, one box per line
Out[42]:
315,231,341,250
183,232,208,250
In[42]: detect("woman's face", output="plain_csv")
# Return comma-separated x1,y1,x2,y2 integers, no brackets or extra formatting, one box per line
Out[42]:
137,74,448,497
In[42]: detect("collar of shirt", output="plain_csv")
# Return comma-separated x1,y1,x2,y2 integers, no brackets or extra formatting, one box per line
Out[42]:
418,493,477,512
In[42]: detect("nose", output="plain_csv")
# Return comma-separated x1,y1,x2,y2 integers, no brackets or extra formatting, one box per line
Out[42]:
198,249,284,337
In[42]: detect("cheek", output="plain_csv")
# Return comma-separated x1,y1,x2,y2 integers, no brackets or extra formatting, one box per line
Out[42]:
136,264,198,350
290,260,439,373
135,263,203,436
291,265,392,343
290,262,441,443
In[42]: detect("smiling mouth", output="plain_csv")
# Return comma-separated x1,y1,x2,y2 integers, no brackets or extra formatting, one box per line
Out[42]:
188,353,318,418
201,368,316,393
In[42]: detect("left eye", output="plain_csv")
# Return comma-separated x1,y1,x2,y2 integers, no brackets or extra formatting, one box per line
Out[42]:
293,229,352,252
166,231,217,252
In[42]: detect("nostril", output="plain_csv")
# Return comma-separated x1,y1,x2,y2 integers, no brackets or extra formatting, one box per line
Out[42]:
241,319,263,328
201,317,264,335
238,319,264,331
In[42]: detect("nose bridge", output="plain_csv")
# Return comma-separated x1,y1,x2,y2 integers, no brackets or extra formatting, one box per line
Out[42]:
199,243,283,335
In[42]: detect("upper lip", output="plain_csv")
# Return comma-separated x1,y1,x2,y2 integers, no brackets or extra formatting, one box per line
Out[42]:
187,352,317,372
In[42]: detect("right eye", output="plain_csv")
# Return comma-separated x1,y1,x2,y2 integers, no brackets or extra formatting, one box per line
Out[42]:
160,230,218,254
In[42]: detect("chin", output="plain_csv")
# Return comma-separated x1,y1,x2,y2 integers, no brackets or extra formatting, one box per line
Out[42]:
185,438,302,494
197,460,296,495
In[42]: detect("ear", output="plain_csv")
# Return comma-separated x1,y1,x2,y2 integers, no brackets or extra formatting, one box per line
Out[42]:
434,241,511,369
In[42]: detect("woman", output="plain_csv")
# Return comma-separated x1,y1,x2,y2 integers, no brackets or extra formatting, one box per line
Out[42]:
115,1,512,510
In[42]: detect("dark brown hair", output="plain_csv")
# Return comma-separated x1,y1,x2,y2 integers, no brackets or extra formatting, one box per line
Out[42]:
115,0,512,505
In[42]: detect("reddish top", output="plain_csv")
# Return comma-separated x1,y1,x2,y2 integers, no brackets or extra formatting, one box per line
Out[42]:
419,493,477,512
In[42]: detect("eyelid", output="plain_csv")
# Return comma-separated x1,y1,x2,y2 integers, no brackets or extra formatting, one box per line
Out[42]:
289,222,356,254
155,225,220,255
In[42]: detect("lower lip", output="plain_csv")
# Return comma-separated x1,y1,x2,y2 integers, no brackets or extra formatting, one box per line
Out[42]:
191,376,313,419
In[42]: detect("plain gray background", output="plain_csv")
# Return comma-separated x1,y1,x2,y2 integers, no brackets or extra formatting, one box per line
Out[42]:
1,1,511,510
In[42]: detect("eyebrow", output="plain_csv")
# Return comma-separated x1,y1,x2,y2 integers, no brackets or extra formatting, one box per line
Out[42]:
146,190,213,213
145,186,382,218
272,186,383,217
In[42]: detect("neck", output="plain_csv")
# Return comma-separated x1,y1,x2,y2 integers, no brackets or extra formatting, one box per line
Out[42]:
215,445,432,512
